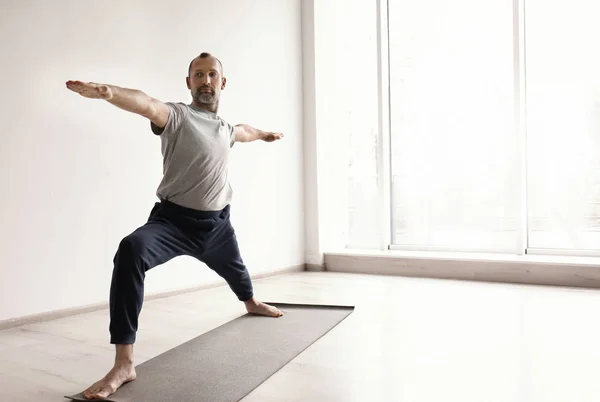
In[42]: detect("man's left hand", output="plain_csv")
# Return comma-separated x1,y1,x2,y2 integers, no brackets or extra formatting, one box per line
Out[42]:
261,132,284,142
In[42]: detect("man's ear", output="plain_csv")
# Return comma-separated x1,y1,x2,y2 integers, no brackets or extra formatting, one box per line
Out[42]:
186,76,191,90
221,77,227,90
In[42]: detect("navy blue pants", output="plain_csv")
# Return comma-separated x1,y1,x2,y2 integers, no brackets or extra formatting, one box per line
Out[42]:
108,200,254,344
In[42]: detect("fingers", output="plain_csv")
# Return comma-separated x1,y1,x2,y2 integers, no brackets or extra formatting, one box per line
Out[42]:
65,80,91,88
65,80,83,92
66,80,92,95
267,132,284,141
65,80,109,99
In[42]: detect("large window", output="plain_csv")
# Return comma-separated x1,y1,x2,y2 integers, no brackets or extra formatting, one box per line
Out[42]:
525,0,600,252
345,0,381,249
368,0,600,256
388,0,518,252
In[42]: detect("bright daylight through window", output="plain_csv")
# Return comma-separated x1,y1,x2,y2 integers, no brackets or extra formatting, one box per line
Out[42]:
347,0,600,256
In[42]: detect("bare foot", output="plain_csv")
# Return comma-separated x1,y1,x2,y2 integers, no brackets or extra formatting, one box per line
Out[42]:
82,363,136,400
245,298,284,317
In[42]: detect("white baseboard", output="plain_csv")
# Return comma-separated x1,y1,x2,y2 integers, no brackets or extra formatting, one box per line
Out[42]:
305,263,326,272
324,250,600,289
0,264,305,331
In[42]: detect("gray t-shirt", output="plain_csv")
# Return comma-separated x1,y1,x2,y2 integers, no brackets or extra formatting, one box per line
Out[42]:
151,102,235,211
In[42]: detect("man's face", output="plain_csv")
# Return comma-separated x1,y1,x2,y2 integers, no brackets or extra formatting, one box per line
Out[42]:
186,57,226,105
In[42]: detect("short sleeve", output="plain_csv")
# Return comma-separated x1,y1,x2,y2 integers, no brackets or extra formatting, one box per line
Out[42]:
151,102,188,137
222,119,236,147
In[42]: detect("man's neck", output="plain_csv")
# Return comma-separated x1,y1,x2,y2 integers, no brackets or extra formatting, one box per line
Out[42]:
192,100,218,114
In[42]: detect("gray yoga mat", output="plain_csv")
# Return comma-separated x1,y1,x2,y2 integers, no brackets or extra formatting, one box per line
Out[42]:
65,302,354,402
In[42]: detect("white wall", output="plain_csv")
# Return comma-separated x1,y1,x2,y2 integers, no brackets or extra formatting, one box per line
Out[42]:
0,0,304,322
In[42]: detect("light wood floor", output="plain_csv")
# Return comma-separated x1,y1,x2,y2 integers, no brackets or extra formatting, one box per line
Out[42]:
2,271,600,402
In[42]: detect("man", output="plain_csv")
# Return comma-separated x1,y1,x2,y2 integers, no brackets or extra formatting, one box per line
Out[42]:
65,52,284,400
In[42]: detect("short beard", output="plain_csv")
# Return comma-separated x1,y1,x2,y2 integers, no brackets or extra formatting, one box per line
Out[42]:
194,89,218,105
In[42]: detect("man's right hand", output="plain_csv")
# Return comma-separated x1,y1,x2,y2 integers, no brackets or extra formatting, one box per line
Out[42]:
65,80,169,129
66,81,113,100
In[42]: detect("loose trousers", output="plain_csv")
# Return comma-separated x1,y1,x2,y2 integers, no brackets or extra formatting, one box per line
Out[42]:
108,200,253,344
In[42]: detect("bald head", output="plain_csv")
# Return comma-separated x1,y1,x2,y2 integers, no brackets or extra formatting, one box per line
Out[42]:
188,52,223,77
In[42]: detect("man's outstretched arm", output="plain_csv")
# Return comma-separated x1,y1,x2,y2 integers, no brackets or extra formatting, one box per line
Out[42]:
233,124,284,143
65,81,170,128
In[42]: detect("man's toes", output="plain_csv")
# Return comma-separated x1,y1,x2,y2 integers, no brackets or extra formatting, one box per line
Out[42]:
92,391,106,400
84,384,102,399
